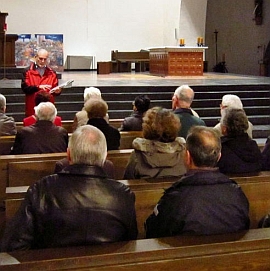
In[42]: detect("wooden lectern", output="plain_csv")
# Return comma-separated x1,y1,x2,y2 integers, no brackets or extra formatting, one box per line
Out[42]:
0,12,18,67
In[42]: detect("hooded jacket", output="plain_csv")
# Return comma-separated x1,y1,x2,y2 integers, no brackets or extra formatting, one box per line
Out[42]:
123,137,186,179
217,133,262,174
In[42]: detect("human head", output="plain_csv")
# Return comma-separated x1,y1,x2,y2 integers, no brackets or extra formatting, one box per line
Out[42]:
133,94,150,113
34,90,53,106
85,99,108,119
34,102,57,122
83,87,101,103
186,126,221,168
172,85,195,109
220,94,243,114
68,125,107,167
220,108,248,137
0,94,6,112
142,107,180,143
35,48,49,68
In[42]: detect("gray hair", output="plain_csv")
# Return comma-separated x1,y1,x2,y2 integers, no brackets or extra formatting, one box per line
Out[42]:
0,94,6,111
83,87,101,103
34,102,57,121
174,85,194,104
68,125,107,166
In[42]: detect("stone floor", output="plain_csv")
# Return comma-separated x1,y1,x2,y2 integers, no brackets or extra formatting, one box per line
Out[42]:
1,71,270,88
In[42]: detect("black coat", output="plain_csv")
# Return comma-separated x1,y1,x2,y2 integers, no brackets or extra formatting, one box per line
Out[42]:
145,169,250,238
1,164,138,251
87,118,120,150
217,134,262,174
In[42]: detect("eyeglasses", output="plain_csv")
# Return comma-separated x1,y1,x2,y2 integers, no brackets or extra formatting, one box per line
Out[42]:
38,57,47,61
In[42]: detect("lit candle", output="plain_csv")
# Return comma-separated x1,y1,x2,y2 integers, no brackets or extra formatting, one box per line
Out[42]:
197,37,200,44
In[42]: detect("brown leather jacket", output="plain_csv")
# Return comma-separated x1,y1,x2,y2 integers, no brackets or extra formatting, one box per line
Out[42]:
1,164,138,251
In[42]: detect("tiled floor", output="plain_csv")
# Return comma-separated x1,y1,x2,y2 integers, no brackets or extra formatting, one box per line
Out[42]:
1,71,270,88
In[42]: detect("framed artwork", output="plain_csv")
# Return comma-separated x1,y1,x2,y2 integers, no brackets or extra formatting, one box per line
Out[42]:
15,34,64,72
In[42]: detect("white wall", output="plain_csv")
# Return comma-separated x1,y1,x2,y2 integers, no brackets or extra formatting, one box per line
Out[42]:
1,0,207,68
179,0,207,46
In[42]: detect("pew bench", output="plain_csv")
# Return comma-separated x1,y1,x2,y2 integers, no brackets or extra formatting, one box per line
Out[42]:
0,149,134,205
111,50,150,72
0,129,138,155
1,228,270,270
15,119,124,133
5,175,270,239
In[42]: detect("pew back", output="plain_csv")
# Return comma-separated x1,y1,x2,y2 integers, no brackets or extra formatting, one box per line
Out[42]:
0,149,133,205
2,228,270,270
5,175,270,238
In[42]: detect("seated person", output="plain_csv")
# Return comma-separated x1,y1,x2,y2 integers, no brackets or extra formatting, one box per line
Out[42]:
85,99,120,150
214,94,253,138
145,126,250,238
217,108,262,174
23,90,62,126
0,93,17,136
1,125,137,251
123,107,186,179
11,102,68,154
262,135,270,170
119,94,150,131
54,156,115,179
172,85,206,138
72,87,109,132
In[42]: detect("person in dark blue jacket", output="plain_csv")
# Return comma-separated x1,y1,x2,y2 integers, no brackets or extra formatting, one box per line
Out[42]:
145,126,250,238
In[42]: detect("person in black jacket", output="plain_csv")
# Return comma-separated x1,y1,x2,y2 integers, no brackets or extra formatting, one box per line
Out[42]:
145,126,250,238
85,98,120,150
119,94,150,131
1,125,137,252
217,108,262,174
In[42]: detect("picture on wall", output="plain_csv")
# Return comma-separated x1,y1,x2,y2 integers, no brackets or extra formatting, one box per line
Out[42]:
15,34,64,72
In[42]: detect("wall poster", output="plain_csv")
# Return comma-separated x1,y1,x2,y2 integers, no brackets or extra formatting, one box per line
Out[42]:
15,34,64,72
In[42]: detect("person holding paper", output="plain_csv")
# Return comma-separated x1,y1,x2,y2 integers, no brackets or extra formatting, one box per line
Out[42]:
21,48,62,117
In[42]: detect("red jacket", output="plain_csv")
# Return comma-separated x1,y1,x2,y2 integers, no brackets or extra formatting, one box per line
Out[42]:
23,115,62,127
21,63,59,117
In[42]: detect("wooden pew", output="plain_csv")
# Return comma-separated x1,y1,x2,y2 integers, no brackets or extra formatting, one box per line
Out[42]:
0,149,133,205
5,174,270,239
111,50,149,72
15,119,124,133
0,129,138,156
1,228,270,270
119,131,142,149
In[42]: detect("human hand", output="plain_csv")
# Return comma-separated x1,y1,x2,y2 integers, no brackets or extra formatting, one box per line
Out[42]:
51,87,62,94
39,85,52,91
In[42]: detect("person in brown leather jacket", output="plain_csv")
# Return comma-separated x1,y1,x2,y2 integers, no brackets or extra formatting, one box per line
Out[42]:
1,125,138,252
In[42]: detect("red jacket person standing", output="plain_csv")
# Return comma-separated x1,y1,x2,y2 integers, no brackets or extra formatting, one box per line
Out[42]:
21,48,62,117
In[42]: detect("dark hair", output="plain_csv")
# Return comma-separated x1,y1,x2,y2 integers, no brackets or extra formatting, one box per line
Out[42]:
134,95,150,113
142,107,180,143
221,108,248,137
186,126,221,167
34,90,53,106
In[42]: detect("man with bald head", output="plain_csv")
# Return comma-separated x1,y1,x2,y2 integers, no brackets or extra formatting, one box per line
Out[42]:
172,85,206,138
145,126,250,238
21,48,62,117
